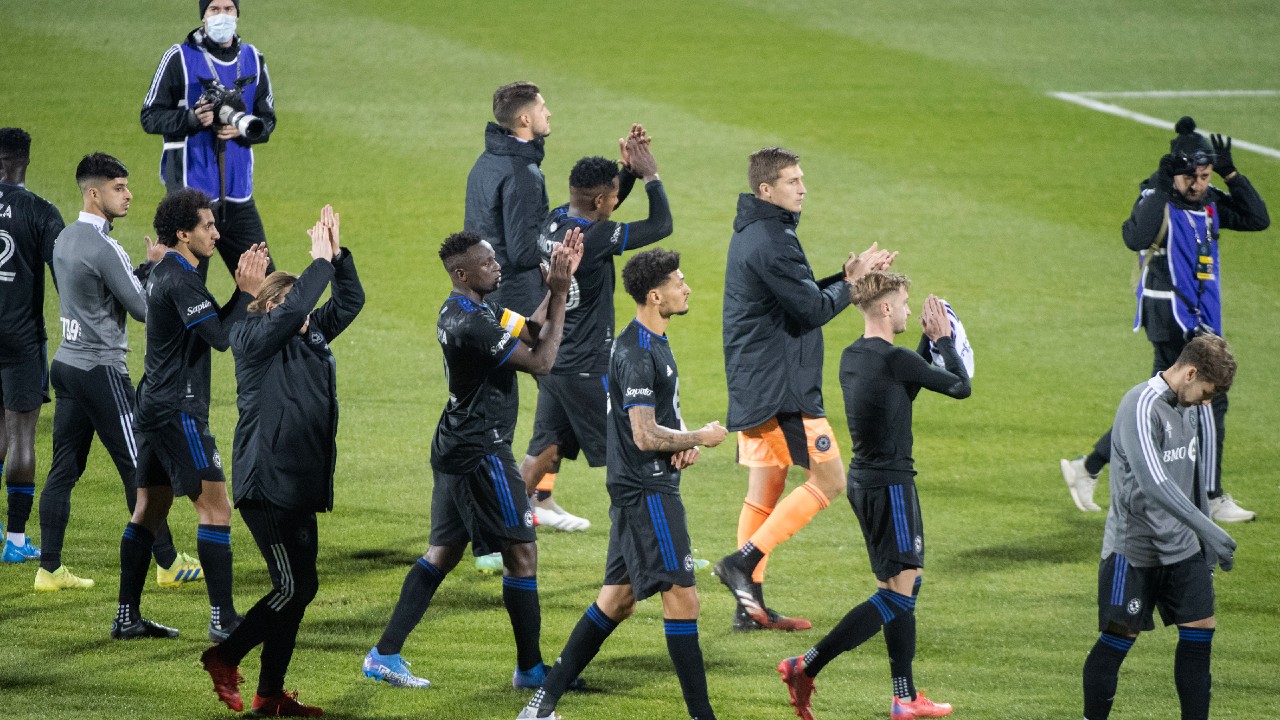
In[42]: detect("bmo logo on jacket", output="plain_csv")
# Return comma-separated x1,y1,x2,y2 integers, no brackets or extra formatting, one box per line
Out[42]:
1163,437,1197,464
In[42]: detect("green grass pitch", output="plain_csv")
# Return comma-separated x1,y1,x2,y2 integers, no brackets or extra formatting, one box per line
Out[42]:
1,1,1278,718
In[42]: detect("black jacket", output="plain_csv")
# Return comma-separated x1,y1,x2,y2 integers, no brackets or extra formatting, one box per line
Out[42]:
463,122,549,317
230,252,364,512
722,194,851,431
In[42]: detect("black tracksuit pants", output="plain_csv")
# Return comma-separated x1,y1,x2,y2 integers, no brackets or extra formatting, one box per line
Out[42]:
219,500,319,697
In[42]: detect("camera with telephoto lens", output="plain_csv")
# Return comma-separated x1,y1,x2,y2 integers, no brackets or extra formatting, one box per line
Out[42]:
198,76,264,142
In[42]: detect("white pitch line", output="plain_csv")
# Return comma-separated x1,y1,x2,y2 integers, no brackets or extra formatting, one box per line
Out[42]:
1050,91,1280,161
1078,90,1280,99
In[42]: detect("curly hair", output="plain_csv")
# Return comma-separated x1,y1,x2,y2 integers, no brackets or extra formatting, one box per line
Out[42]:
0,128,31,160
153,188,213,247
569,156,618,191
438,231,484,270
849,271,911,310
621,248,681,304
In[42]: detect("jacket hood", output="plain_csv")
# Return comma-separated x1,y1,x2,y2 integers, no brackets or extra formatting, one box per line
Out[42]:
484,121,545,164
733,193,799,233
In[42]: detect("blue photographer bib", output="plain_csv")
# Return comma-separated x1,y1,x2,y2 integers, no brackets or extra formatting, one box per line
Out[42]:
167,41,261,201
1135,202,1222,335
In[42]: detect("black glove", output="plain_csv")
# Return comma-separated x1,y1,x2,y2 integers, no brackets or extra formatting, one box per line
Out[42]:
1210,134,1236,178
1154,154,1180,192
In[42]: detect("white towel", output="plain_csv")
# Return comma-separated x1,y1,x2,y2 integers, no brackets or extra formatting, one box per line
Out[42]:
929,301,974,378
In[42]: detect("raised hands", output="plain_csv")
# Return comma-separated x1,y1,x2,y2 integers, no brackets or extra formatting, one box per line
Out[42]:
235,242,270,296
919,294,952,341
544,226,585,295
843,241,898,282
307,204,341,262
144,235,167,263
619,123,652,172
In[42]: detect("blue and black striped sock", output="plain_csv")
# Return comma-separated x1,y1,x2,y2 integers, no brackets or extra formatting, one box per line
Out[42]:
665,618,715,720
6,483,35,535
377,558,446,655
1174,627,1214,720
530,602,620,714
1083,632,1135,720
118,522,156,621
885,576,923,700
197,524,235,623
804,588,914,677
503,575,543,672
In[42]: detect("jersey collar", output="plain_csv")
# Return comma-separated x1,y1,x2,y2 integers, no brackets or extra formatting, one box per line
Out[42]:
166,250,198,273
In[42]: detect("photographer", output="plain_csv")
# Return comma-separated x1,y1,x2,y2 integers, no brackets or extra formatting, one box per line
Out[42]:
141,0,276,280
200,205,363,716
1062,117,1269,522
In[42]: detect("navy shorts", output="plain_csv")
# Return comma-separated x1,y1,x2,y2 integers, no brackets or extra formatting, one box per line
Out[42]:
430,447,536,556
1097,552,1215,633
849,482,924,581
135,413,226,498
603,492,696,601
0,347,50,412
526,372,608,466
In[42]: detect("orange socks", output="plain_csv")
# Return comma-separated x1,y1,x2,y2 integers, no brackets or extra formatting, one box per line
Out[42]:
536,472,557,494
738,500,773,583
748,481,829,555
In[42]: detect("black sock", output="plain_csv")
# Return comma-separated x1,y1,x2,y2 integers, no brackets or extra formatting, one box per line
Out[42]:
804,588,915,677
736,541,765,570
1174,627,1213,720
151,521,178,569
503,575,543,672
535,489,552,502
197,524,235,623
1084,451,1107,477
665,619,716,720
530,602,619,714
118,523,155,623
6,484,35,534
377,558,445,655
1082,632,1134,720
884,576,922,700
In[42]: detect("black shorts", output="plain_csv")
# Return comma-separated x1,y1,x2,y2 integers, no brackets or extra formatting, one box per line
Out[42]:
429,448,536,556
0,347,50,412
603,492,696,601
849,482,924,581
135,413,226,498
526,373,608,466
1097,553,1215,633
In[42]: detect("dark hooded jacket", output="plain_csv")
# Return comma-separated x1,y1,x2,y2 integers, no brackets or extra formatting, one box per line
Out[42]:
463,122,549,317
722,194,851,431
230,251,364,512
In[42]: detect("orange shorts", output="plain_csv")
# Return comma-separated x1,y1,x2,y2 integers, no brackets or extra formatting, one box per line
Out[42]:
737,413,840,469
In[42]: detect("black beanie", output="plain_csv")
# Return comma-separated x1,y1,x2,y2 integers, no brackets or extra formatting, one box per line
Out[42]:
1169,116,1215,167
199,0,240,18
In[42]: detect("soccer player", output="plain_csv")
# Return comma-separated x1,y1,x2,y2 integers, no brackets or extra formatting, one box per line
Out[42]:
1081,334,1237,720
362,228,583,689
778,272,968,720
201,205,363,717
517,248,727,720
715,146,894,630
112,188,267,641
37,153,200,591
0,127,64,564
520,127,672,531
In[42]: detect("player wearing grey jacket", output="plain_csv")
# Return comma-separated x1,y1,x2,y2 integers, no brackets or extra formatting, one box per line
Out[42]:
1082,334,1237,720
34,154,192,592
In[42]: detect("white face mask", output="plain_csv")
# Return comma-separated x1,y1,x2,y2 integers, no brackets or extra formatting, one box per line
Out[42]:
205,14,237,44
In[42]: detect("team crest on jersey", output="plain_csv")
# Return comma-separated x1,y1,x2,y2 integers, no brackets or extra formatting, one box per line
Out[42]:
212,450,223,469
524,509,534,527
914,536,923,554
1127,598,1141,615
815,435,831,452
684,554,695,572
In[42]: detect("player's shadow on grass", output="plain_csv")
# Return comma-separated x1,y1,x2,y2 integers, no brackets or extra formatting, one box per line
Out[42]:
947,522,1098,572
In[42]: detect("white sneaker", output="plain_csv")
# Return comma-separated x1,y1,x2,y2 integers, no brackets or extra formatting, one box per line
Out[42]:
1210,494,1256,523
532,497,590,532
516,707,561,719
1061,457,1102,512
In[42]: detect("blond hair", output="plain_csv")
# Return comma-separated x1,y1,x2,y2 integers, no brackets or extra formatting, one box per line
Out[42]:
247,271,300,313
849,271,910,311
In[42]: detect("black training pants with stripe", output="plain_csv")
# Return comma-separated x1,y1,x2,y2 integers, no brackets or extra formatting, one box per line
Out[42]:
39,362,176,567
220,500,319,697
